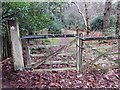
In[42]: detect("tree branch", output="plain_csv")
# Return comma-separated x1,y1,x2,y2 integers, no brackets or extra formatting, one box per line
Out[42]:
72,2,87,30
2,8,10,17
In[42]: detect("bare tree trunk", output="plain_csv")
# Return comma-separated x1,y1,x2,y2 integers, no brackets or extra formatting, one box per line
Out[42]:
7,20,12,58
72,2,87,31
84,1,91,35
2,32,10,59
103,0,112,34
0,36,3,61
116,1,120,35
72,2,90,35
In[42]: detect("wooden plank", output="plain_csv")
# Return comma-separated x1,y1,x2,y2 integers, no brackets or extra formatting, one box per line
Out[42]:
29,45,62,49
33,67,77,72
27,46,32,66
75,35,120,41
31,60,76,65
23,39,31,67
90,46,116,49
82,36,120,41
30,53,73,57
8,19,24,70
31,39,76,69
30,53,46,57
22,34,76,39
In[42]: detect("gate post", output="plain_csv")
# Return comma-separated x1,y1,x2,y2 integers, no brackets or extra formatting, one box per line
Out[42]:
76,29,80,71
76,29,83,71
79,33,83,71
23,39,31,68
8,18,24,71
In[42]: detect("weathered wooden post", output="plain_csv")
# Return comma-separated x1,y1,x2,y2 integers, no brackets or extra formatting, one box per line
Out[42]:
76,29,83,71
23,39,31,68
76,29,80,71
8,18,24,70
79,33,83,71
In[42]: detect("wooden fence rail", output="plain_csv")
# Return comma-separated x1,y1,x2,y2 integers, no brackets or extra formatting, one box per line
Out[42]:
22,34,76,39
6,19,119,71
22,34,119,71
82,35,120,41
22,34,120,41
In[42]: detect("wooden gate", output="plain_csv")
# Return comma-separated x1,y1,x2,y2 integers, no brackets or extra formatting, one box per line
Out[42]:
80,36,120,71
7,19,119,71
22,33,120,72
22,31,83,71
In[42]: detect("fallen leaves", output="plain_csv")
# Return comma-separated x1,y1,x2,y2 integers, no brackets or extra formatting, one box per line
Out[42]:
2,31,119,89
2,53,120,89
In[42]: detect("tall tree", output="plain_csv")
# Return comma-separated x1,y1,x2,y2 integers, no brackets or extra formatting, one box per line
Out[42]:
103,0,112,34
0,36,2,60
84,1,91,35
116,1,120,35
0,2,2,60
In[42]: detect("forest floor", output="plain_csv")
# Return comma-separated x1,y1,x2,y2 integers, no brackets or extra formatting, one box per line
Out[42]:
2,30,120,89
2,58,120,88
2,41,120,89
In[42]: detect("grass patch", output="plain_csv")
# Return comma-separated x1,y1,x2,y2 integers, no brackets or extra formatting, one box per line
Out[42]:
46,38,60,45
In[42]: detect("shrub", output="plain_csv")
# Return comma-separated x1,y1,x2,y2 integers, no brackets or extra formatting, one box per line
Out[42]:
90,14,104,30
104,27,116,36
90,14,116,31
48,19,63,34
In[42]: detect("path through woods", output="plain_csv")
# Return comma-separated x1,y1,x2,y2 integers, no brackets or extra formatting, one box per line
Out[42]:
59,30,71,45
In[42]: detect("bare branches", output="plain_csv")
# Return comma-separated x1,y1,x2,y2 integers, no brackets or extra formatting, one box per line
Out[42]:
72,2,87,31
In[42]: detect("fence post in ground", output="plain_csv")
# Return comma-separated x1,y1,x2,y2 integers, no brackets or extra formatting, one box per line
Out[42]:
23,39,31,68
76,29,83,71
76,29,79,71
79,33,83,71
8,18,24,71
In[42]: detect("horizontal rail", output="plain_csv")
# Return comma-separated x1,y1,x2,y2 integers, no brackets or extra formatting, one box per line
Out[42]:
82,35,120,41
33,67,77,72
31,60,76,65
30,53,73,57
29,45,63,49
22,34,120,41
22,34,76,39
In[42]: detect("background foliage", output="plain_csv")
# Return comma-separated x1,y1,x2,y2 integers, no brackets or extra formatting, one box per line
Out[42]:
90,14,116,31
2,2,64,36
